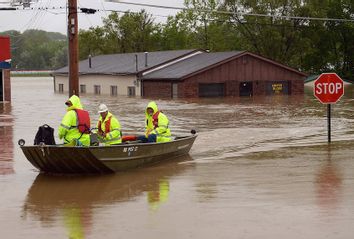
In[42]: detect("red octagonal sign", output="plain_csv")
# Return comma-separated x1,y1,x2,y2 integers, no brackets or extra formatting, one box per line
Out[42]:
314,73,344,104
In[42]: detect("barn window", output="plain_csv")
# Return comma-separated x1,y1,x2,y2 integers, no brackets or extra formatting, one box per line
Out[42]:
80,84,86,94
110,85,118,96
128,86,136,96
172,83,178,98
94,85,101,95
199,83,225,97
58,84,64,93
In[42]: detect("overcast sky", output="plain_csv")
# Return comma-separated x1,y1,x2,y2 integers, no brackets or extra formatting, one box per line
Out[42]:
0,0,185,34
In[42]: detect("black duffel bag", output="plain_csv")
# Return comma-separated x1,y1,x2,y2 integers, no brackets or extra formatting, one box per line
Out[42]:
34,124,56,145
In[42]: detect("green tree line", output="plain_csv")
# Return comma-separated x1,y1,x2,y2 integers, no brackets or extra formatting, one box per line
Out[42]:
1,0,353,79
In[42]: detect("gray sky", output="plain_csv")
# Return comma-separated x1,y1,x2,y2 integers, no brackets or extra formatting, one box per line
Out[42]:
0,0,185,34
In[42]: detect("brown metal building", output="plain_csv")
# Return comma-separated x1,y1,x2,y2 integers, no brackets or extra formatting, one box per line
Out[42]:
141,51,307,98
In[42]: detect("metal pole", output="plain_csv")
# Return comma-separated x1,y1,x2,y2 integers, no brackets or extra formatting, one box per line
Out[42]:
327,104,331,143
68,0,79,97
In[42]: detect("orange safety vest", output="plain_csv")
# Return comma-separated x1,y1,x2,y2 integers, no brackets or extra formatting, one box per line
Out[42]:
98,116,112,134
74,109,91,134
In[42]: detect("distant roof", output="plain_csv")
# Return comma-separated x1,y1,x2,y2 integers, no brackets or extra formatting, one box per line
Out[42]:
142,51,244,80
54,49,200,75
142,51,305,80
304,75,320,83
305,74,353,84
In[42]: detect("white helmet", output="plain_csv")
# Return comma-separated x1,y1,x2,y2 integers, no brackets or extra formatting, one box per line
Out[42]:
98,104,108,113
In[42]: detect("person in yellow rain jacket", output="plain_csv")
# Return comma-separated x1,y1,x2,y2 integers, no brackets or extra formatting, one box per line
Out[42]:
96,104,122,145
58,95,91,146
137,101,172,143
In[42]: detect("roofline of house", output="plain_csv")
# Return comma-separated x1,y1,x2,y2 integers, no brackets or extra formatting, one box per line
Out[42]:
141,78,181,81
52,49,204,76
305,74,353,84
139,49,204,75
52,72,137,77
164,51,307,81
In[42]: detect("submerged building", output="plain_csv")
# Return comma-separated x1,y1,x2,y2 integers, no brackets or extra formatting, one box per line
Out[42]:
53,49,201,97
53,50,307,98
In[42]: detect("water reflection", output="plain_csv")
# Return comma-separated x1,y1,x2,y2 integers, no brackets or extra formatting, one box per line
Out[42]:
195,182,218,203
147,179,170,212
315,147,342,214
22,156,193,237
0,102,14,175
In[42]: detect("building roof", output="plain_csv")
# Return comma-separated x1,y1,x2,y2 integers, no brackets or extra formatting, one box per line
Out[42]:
54,49,200,75
305,74,353,84
142,51,307,80
142,51,244,80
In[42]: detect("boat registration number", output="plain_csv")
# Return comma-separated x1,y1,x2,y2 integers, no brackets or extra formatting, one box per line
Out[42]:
123,146,138,155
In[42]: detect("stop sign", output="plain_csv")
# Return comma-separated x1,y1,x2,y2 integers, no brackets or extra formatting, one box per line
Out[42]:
314,73,344,104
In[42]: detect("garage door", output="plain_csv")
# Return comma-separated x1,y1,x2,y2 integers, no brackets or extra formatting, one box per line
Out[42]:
199,83,225,97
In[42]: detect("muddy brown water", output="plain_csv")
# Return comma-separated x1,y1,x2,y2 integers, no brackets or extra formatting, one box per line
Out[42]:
1,77,354,239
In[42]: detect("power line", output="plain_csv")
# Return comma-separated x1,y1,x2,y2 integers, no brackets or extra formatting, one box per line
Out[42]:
111,0,354,23
0,7,16,10
106,0,185,11
2,1,354,23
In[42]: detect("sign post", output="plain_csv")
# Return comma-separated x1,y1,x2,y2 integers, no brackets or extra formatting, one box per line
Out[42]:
314,73,344,143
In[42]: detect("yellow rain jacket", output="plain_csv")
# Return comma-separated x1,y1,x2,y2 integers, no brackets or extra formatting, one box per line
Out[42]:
145,101,171,143
96,111,122,145
58,95,90,146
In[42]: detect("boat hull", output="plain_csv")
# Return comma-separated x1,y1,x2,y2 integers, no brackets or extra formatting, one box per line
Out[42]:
20,135,197,174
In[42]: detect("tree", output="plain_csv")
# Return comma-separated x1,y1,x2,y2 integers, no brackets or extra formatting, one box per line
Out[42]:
222,0,354,78
183,0,225,50
1,29,67,70
102,10,158,53
79,27,107,59
162,0,242,51
223,0,307,66
160,14,193,50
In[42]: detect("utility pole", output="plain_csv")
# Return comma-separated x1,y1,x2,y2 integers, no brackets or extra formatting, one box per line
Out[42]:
68,0,79,97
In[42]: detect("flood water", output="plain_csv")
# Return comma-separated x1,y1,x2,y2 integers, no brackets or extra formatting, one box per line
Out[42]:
1,77,354,239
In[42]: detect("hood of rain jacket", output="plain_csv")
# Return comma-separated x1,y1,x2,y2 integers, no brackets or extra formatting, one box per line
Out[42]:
66,95,83,112
145,101,158,117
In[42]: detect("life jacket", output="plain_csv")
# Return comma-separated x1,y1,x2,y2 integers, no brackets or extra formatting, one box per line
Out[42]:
74,109,91,134
98,116,112,134
152,111,160,128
